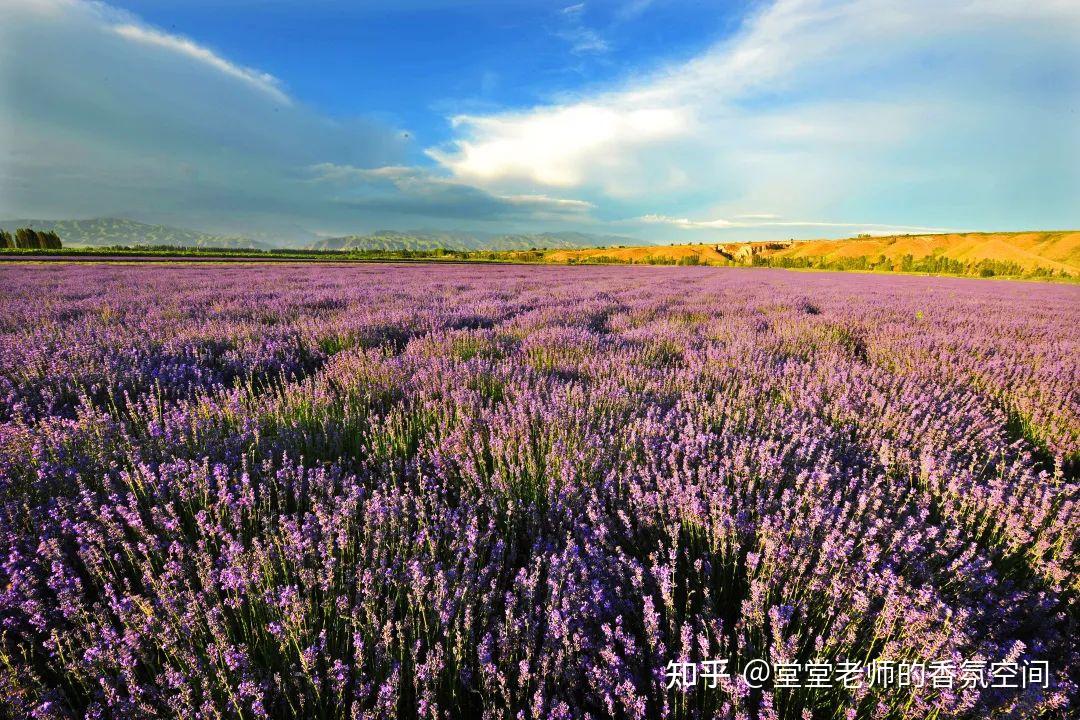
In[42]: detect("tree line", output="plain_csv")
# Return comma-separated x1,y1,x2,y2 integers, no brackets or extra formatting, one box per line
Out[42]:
751,252,1070,279
0,228,63,249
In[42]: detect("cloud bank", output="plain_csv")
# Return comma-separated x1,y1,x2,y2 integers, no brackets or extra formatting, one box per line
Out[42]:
307,164,595,221
430,0,1080,235
111,23,290,105
0,0,595,240
638,214,956,234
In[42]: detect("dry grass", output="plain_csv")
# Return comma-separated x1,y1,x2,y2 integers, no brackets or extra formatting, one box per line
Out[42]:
543,231,1079,274
545,244,730,264
773,231,1080,274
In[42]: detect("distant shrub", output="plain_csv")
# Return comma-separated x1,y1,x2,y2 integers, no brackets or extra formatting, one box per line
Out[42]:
750,249,1044,280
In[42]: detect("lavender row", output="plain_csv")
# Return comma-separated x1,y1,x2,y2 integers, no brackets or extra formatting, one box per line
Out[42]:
0,263,1076,719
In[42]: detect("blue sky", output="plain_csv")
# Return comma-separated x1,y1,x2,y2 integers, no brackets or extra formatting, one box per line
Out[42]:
1,0,1077,242
103,1,730,144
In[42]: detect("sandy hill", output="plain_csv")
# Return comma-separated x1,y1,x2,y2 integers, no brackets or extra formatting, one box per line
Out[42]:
545,243,731,264
772,231,1079,274
543,231,1079,276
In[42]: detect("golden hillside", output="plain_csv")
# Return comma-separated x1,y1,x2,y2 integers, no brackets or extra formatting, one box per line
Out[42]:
544,244,731,265
540,231,1079,276
771,231,1079,273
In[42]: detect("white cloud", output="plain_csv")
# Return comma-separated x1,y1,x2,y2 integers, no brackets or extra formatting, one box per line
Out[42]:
557,2,609,55
1,0,401,238
502,194,593,212
637,214,957,233
430,0,1080,231
112,24,290,105
427,105,688,189
306,163,595,220
0,0,598,238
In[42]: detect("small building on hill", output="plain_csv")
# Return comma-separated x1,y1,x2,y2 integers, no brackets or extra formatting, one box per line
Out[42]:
716,239,794,264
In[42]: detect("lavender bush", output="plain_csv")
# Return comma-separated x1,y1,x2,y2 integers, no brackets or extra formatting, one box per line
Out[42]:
0,263,1076,719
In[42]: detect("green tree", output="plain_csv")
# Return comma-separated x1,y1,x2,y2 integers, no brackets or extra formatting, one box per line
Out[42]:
9,227,60,249
15,228,37,248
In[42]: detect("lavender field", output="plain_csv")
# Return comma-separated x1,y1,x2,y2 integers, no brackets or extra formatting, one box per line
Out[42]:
0,262,1076,720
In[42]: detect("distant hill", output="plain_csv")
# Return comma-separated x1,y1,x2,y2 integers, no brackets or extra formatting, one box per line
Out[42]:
0,218,268,249
309,229,645,252
0,219,645,252
766,231,1079,275
6,220,1070,278
542,231,1079,277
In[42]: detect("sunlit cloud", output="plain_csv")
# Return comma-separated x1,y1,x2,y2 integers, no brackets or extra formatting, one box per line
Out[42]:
557,3,609,55
427,105,688,188
636,214,958,234
307,163,595,220
430,0,1080,232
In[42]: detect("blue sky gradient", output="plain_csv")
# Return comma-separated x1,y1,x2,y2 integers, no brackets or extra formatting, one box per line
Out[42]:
1,0,1077,242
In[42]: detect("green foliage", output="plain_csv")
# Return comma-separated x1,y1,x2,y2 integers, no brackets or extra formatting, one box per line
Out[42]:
751,251,1067,279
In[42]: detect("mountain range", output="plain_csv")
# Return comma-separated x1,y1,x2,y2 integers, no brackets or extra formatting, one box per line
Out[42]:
5,219,1072,277
0,218,644,252
0,218,268,249
308,229,645,252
